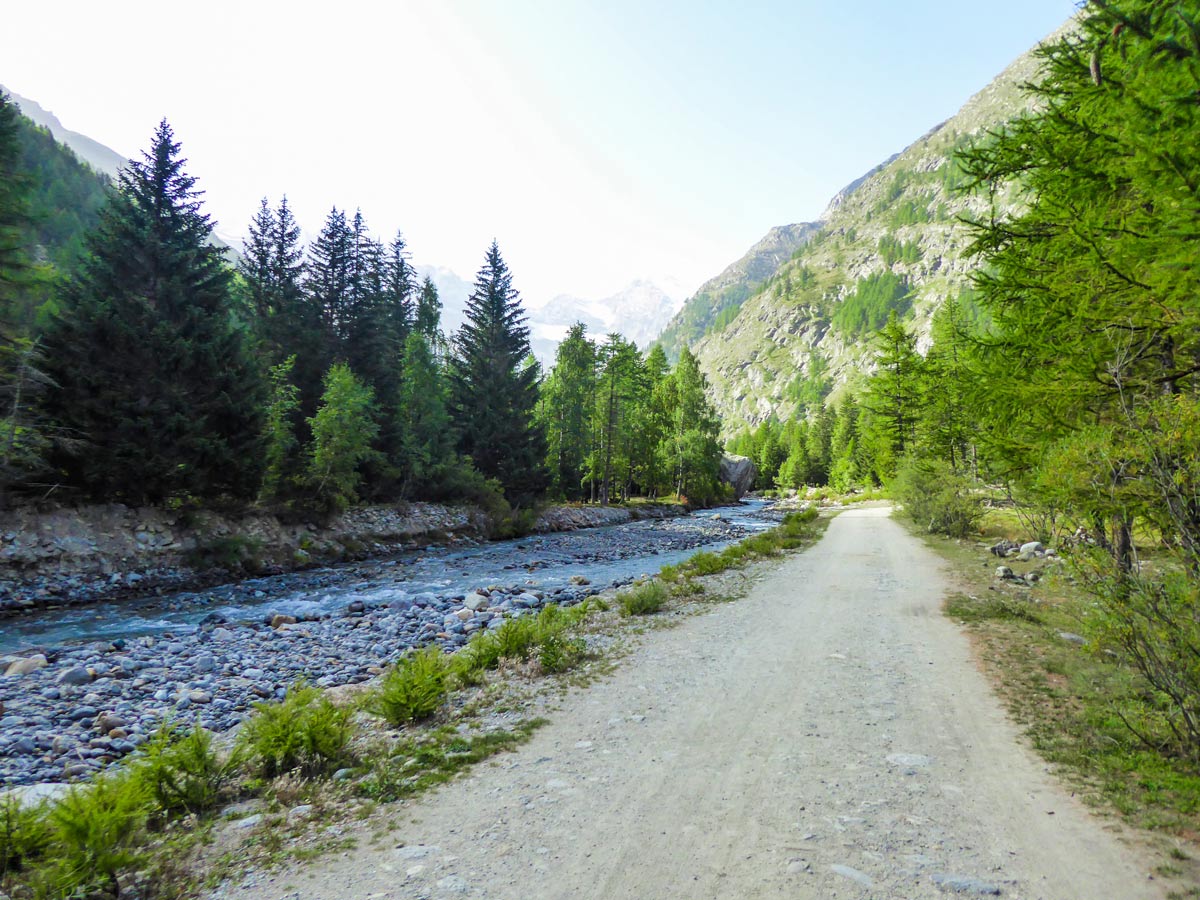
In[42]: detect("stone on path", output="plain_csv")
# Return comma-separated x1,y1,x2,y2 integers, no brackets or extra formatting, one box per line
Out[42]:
831,864,874,887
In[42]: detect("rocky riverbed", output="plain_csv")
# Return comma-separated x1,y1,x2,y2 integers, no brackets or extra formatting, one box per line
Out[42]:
0,507,768,788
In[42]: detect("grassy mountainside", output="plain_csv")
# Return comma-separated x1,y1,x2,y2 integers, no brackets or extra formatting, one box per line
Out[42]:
684,26,1064,433
656,222,821,359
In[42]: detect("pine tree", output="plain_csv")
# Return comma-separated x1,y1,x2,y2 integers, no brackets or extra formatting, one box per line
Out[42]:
862,311,922,479
307,207,352,344
415,275,442,344
43,121,264,503
540,322,596,500
397,331,455,496
449,242,547,504
0,92,30,305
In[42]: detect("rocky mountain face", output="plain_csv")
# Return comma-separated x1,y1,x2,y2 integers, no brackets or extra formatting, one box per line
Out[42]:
656,222,822,359
674,27,1064,434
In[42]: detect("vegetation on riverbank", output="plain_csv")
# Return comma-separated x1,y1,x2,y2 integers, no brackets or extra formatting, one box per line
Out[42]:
0,507,825,898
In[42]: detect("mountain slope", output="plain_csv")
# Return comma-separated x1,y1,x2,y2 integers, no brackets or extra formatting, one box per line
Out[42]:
656,222,820,358
6,97,110,271
528,279,681,362
682,25,1062,432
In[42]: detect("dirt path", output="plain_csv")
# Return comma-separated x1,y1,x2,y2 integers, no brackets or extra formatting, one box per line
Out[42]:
212,507,1164,900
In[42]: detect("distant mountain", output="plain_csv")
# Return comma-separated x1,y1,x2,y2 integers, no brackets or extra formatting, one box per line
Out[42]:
676,22,1070,433
655,223,822,358
527,280,683,364
4,87,128,177
3,94,109,272
4,87,239,254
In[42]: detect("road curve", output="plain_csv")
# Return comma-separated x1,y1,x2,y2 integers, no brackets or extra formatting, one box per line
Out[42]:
212,507,1163,900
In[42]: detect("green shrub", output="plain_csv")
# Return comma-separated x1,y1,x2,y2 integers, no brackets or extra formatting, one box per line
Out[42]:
658,563,682,583
238,682,353,777
0,795,52,883
41,769,151,898
684,551,727,576
372,646,450,725
618,580,668,616
453,603,596,681
890,456,981,538
538,632,586,673
134,722,238,816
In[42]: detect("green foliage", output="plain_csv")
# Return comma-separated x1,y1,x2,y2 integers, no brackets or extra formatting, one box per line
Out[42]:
42,769,151,898
260,355,302,502
238,681,354,778
618,580,668,616
11,106,108,274
450,241,548,505
372,646,451,725
187,533,264,574
452,602,594,682
42,120,265,504
133,722,238,816
832,271,913,339
0,795,52,883
305,362,379,511
891,455,981,538
877,235,923,267
357,720,546,803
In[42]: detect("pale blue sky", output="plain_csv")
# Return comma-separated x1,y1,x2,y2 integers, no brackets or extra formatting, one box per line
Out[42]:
2,1,1078,303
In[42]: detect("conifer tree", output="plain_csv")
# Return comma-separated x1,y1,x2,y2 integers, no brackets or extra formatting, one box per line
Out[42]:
43,121,264,503
415,275,443,344
540,322,596,499
449,242,547,504
397,331,455,496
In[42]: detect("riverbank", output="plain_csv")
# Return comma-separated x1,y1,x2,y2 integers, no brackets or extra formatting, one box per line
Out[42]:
0,506,762,788
0,500,686,616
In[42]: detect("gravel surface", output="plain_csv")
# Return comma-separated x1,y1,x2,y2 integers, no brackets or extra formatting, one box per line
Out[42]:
206,507,1164,900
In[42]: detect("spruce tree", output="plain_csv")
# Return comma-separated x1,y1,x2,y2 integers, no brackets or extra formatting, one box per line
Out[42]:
43,121,264,503
449,241,547,504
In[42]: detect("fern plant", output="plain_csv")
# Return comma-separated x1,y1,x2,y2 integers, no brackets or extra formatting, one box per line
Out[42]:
238,681,353,777
372,646,450,725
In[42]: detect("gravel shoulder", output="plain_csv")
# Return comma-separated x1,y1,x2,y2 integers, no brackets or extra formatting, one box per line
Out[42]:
210,506,1164,900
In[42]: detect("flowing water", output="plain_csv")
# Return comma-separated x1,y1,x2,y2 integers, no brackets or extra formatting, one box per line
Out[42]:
0,500,775,653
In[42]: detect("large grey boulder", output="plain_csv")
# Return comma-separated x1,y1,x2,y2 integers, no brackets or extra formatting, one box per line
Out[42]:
719,454,757,499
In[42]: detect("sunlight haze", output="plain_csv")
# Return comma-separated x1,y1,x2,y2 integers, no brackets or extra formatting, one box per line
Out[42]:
3,0,1077,304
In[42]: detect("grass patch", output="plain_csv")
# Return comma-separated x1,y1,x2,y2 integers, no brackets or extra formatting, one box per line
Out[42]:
618,580,668,616
357,719,547,803
920,526,1200,874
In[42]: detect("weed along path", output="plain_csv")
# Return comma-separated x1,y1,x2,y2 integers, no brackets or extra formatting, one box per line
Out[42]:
211,507,1163,900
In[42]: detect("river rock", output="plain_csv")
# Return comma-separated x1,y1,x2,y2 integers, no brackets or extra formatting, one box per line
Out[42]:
463,593,489,612
270,614,297,628
5,654,48,676
719,453,758,499
56,666,93,686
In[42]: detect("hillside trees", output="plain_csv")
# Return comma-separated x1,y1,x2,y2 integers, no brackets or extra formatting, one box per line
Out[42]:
42,121,264,504
541,323,596,499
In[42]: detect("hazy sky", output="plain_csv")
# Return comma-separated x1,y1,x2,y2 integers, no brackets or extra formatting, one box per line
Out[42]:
3,1,1077,305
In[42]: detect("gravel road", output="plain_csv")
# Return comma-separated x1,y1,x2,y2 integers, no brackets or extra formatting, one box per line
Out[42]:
212,507,1164,900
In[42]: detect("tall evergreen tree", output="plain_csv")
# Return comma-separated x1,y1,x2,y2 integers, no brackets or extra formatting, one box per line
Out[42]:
414,275,442,344
43,121,264,503
449,241,547,504
862,311,922,479
540,322,596,499
397,331,455,497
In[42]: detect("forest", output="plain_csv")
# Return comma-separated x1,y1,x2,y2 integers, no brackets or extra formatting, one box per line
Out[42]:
0,108,727,522
732,1,1200,766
